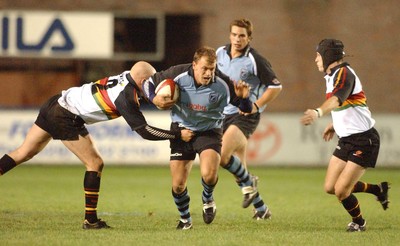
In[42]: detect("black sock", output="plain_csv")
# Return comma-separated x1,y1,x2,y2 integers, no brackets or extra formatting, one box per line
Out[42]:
352,181,380,196
0,154,17,175
341,194,365,225
84,171,101,223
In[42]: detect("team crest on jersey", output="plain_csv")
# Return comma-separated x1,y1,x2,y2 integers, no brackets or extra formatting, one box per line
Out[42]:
240,68,250,80
209,93,218,104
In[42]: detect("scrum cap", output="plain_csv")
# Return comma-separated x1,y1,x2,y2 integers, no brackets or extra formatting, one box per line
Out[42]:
316,39,345,72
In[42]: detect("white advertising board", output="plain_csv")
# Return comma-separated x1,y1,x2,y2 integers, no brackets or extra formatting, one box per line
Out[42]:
0,10,113,58
0,110,399,166
0,110,171,165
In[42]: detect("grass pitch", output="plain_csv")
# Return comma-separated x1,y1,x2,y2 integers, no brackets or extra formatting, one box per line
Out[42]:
0,165,398,246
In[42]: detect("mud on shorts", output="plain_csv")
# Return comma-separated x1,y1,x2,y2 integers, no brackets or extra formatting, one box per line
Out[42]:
35,94,89,140
222,112,260,139
169,122,222,161
333,127,380,168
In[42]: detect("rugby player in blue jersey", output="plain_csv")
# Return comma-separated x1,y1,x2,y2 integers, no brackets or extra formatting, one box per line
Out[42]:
143,46,253,229
216,19,282,220
0,61,194,229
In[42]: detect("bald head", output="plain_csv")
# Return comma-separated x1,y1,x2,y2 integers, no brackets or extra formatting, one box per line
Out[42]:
130,61,156,86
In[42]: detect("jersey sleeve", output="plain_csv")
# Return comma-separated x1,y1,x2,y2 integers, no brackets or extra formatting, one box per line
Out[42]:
114,83,179,140
252,50,281,87
331,66,356,106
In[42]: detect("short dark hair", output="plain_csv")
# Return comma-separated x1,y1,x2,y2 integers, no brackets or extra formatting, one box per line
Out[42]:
230,18,253,38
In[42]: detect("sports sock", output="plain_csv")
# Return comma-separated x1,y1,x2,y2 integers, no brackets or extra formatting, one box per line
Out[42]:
352,181,380,196
172,187,191,222
84,171,101,223
223,156,252,187
252,193,267,212
0,154,17,175
201,177,217,203
341,194,365,225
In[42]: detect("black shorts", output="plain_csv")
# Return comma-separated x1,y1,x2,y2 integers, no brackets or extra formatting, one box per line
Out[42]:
222,112,260,138
169,122,222,160
333,128,380,168
35,94,89,140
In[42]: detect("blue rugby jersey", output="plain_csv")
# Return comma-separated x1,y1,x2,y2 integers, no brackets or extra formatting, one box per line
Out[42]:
216,44,282,114
146,64,251,132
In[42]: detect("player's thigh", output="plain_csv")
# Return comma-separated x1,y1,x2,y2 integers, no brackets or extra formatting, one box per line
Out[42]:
221,125,247,164
170,159,192,188
9,124,52,163
324,155,347,193
335,161,366,199
62,134,103,171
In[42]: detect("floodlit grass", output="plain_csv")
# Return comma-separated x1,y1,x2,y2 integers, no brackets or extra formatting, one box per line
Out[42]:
0,165,399,245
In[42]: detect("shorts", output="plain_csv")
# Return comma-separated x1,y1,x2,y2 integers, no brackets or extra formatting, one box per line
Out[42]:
222,112,260,138
169,122,222,160
333,128,380,168
35,94,89,140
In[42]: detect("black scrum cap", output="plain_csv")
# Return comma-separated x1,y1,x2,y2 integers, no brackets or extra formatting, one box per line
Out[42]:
316,39,345,72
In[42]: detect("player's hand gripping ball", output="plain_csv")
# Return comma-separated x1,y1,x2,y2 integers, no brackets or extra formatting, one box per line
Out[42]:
155,79,180,109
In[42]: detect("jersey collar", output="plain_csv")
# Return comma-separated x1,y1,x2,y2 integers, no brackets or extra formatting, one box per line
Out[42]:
225,44,251,58
327,62,349,76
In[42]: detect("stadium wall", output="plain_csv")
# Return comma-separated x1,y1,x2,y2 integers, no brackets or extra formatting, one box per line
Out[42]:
1,1,400,113
1,110,398,167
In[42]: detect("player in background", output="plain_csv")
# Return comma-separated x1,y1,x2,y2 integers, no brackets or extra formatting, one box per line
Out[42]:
0,61,194,229
142,46,252,230
216,18,282,219
300,39,389,232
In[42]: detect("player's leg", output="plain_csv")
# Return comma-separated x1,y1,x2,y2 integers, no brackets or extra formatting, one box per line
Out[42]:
233,136,271,219
62,134,109,229
324,155,346,195
221,124,246,168
351,128,389,210
170,159,193,230
0,124,52,175
199,149,219,224
335,161,367,232
352,181,390,210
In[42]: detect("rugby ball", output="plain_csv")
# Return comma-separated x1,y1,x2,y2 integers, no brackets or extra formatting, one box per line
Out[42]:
155,79,180,102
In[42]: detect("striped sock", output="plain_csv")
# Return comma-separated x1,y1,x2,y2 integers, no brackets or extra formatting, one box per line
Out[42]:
202,177,217,203
341,194,364,225
252,193,267,212
352,181,380,196
172,187,191,222
223,156,252,187
84,171,101,223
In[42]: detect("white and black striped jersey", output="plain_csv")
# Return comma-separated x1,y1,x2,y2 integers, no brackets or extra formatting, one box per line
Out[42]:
325,63,375,138
57,71,180,140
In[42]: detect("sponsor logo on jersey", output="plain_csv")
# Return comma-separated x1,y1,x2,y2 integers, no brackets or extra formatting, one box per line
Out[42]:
186,103,207,111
